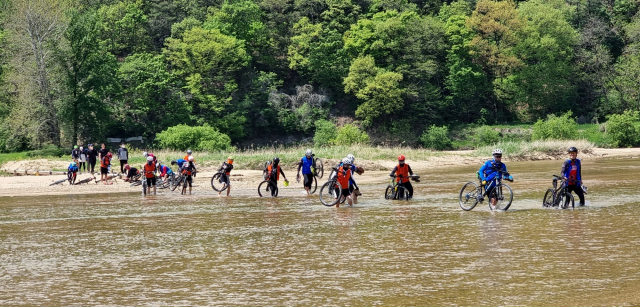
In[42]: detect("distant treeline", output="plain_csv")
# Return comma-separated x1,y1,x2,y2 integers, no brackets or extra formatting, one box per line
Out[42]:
0,0,639,151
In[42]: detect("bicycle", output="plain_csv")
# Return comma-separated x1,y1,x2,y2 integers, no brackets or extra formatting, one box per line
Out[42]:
258,177,278,197
312,156,324,179
459,169,514,211
542,175,574,209
385,175,420,201
211,171,230,192
319,167,345,206
171,173,185,191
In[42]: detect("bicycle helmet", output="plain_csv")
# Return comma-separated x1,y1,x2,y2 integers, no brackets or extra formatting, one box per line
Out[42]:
568,147,578,153
305,149,313,157
342,157,351,165
347,154,355,163
124,164,130,170
227,156,234,164
143,151,148,157
273,157,280,166
492,149,503,156
71,162,77,166
187,149,192,155
398,155,405,161
147,156,154,162
188,156,194,162
170,160,177,165
73,145,78,149
156,163,161,169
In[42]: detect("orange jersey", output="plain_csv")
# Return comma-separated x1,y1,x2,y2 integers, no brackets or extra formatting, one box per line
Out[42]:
100,156,110,168
337,166,352,189
143,163,156,178
184,155,195,163
395,164,410,183
267,164,281,180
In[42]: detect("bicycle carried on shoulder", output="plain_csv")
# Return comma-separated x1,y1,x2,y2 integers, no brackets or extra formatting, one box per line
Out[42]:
459,169,514,211
319,167,346,206
385,175,420,201
211,170,230,193
542,175,574,209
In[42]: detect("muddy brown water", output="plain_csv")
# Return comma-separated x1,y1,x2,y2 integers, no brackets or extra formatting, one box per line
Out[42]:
2,157,640,306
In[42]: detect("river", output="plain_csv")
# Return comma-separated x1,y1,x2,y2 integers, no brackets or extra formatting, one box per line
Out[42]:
1,157,640,305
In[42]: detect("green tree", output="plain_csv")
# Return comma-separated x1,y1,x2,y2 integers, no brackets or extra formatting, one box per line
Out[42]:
163,26,250,139
56,9,120,144
96,0,150,57
204,0,268,55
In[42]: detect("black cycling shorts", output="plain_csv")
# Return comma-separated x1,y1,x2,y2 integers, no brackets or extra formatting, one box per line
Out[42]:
186,175,193,187
303,173,313,188
341,188,351,197
146,176,156,186
100,167,108,175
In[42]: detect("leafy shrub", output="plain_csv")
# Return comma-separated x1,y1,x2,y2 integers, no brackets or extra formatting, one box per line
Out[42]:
156,124,231,151
606,110,640,147
473,126,501,146
334,124,370,145
26,145,66,157
420,125,452,150
532,111,578,140
313,119,337,146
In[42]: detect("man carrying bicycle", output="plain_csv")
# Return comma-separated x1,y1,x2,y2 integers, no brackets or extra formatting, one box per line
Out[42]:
346,154,364,203
182,156,197,194
479,149,508,209
389,155,415,199
218,156,234,196
562,147,586,206
337,158,354,207
296,149,314,195
267,157,288,196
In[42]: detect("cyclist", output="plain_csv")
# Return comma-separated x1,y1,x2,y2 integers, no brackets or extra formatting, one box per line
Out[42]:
389,155,415,199
184,150,195,165
67,161,79,184
296,149,314,195
266,157,288,196
562,147,586,206
100,152,113,185
143,156,157,195
123,164,140,182
217,156,234,196
171,158,187,173
336,158,354,207
479,149,508,209
143,152,157,165
181,156,197,194
158,162,174,185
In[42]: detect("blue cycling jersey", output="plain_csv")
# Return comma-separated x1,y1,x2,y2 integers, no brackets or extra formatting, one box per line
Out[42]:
300,156,313,175
479,159,507,182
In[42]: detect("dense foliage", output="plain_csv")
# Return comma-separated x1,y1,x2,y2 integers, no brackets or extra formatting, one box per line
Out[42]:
2,0,640,151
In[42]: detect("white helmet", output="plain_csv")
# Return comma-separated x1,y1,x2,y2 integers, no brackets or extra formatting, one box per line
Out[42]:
188,156,194,162
342,157,351,165
492,149,503,155
146,156,153,161
347,154,355,164
143,151,148,157
182,162,189,168
305,149,313,157
156,163,160,169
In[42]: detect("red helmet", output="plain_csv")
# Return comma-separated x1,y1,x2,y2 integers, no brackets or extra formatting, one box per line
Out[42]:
398,155,405,161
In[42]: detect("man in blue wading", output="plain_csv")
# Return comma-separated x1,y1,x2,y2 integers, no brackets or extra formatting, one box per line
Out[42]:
478,149,508,210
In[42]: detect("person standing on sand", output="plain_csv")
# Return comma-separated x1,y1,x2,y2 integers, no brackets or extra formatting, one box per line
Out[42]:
78,146,87,173
117,142,128,174
86,144,98,174
98,143,109,162
71,145,81,163
100,152,113,184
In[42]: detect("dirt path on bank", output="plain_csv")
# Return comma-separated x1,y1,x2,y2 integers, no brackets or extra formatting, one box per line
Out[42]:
1,147,639,198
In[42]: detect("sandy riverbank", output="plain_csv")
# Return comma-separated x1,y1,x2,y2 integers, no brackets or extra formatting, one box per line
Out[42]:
1,147,639,198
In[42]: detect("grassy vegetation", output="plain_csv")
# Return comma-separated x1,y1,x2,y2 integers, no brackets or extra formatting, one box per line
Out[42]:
474,139,595,159
0,152,29,167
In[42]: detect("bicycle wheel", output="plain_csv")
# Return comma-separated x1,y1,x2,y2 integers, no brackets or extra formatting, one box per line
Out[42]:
142,179,147,195
131,180,142,187
49,178,67,186
558,190,575,209
543,189,555,208
489,183,513,211
171,175,182,191
385,185,395,200
319,181,342,206
459,182,481,211
211,172,229,192
309,175,318,194
258,180,278,197
314,158,324,179
181,177,188,195
398,187,409,201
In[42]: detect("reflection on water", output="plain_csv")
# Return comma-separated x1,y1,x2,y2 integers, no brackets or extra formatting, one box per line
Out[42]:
2,158,640,305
